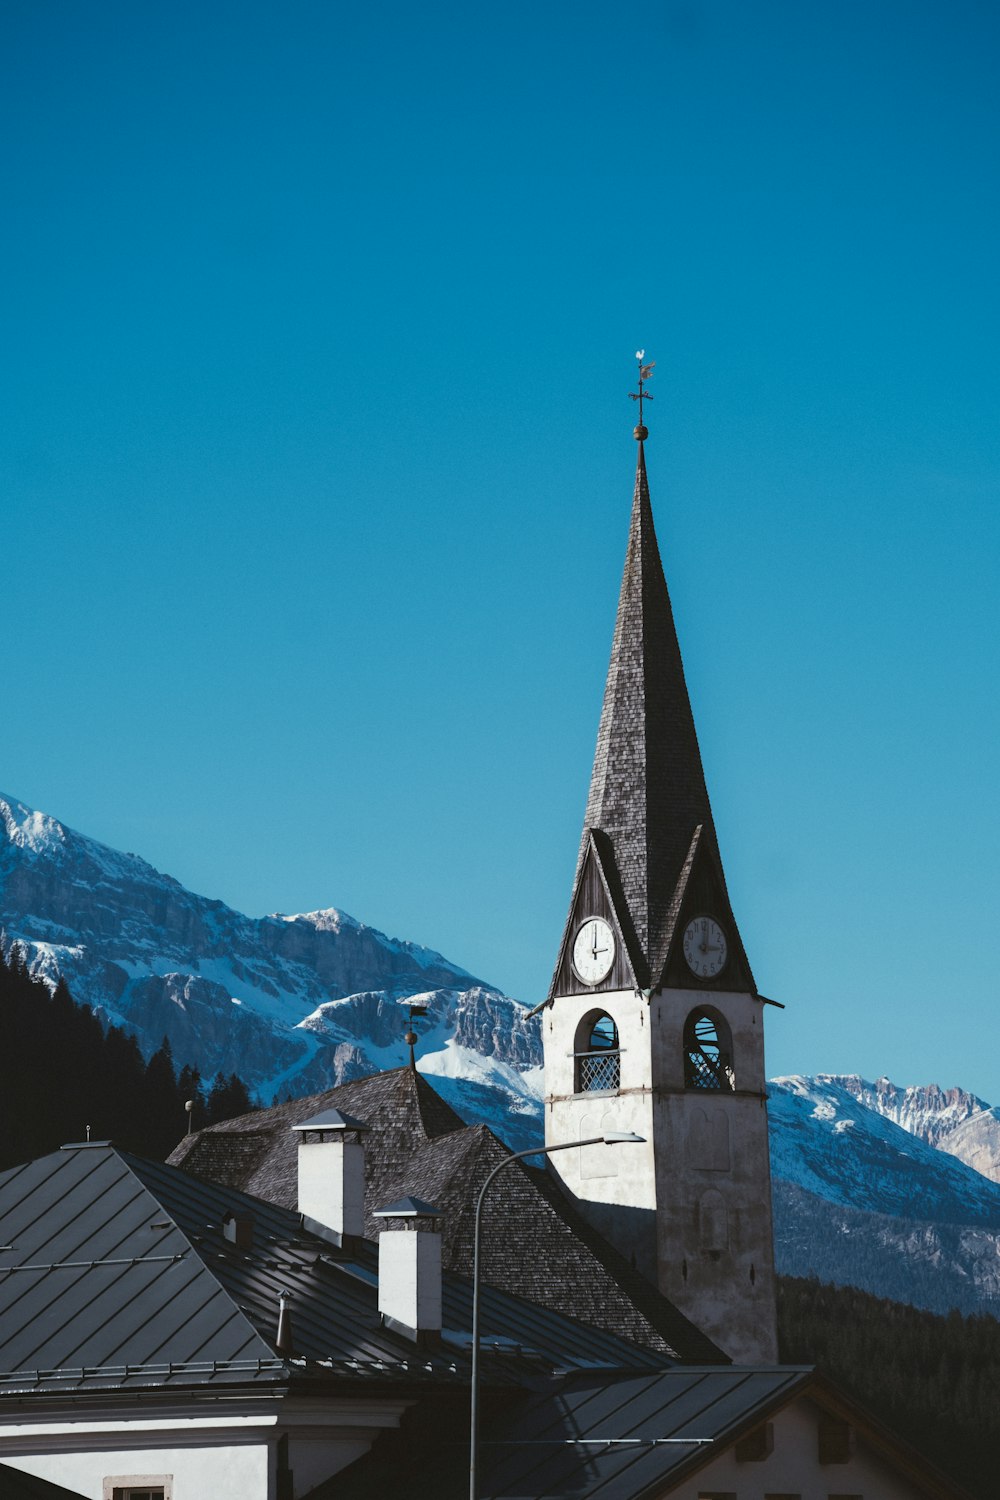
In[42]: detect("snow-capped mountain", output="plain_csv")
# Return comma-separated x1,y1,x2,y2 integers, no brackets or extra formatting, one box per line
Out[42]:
830,1073,1000,1186
0,793,543,1148
6,791,1000,1314
767,1075,1000,1315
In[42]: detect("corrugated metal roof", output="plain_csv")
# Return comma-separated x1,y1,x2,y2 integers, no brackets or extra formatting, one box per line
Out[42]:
0,1143,667,1397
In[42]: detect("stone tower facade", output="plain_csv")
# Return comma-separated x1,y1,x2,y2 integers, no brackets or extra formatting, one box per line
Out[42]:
540,439,778,1364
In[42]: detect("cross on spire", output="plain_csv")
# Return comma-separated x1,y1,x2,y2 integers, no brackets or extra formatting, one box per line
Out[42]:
628,349,655,438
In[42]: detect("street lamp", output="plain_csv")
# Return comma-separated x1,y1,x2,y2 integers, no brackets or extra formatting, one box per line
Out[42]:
469,1131,645,1500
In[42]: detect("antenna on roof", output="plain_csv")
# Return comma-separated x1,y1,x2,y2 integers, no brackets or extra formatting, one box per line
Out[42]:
403,1001,430,1071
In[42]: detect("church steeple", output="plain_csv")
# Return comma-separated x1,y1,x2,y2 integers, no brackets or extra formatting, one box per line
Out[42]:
540,362,778,1365
550,430,753,998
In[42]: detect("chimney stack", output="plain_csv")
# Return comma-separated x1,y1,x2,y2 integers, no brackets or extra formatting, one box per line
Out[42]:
292,1109,370,1244
374,1197,444,1340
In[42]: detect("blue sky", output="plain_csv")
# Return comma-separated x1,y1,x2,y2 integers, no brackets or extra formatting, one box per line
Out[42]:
2,1,998,1098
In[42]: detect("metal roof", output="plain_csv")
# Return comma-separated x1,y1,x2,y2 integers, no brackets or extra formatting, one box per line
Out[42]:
374,1197,443,1218
0,1143,667,1397
313,1367,814,1500
293,1109,370,1133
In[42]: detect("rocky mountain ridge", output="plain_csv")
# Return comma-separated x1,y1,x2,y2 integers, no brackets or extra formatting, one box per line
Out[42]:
766,1074,1000,1314
4,791,1000,1312
828,1072,1000,1185
0,793,542,1145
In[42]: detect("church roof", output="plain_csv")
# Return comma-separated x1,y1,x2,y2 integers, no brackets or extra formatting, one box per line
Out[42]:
551,442,749,994
0,1138,668,1401
169,1066,724,1364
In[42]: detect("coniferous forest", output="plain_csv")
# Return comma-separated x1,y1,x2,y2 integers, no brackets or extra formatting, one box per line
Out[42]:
0,945,256,1169
778,1276,1000,1498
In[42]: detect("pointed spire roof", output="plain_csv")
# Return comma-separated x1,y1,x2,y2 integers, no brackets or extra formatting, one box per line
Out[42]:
551,441,749,994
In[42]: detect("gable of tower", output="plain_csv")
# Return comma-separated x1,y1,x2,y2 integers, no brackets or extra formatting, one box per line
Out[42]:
548,830,640,998
657,822,756,994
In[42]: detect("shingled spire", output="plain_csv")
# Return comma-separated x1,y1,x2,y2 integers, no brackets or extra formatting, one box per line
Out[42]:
550,439,753,997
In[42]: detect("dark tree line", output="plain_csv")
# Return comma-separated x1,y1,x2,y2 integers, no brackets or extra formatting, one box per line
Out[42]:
778,1275,1000,1498
0,945,256,1169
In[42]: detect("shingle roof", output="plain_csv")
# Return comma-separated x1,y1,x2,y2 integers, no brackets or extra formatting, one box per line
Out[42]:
0,1139,670,1399
549,442,751,993
170,1067,722,1363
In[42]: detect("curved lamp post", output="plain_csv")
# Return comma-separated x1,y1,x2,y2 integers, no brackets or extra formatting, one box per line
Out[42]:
469,1131,645,1500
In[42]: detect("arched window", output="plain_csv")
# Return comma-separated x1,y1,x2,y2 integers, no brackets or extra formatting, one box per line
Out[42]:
574,1011,621,1094
683,1009,735,1091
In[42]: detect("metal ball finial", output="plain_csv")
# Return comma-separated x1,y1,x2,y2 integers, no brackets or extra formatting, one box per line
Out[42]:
633,424,648,441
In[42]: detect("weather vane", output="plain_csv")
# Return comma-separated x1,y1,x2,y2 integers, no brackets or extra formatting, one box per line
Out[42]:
403,1000,429,1071
629,349,655,439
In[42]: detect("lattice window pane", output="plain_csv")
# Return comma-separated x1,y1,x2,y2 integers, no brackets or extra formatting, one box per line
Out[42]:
577,1050,621,1092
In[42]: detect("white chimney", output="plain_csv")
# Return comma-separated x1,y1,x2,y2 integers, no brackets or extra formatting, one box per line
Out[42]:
292,1108,370,1243
374,1197,445,1339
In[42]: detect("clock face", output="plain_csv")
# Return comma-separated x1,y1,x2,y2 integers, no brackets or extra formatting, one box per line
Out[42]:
683,916,728,980
572,917,616,986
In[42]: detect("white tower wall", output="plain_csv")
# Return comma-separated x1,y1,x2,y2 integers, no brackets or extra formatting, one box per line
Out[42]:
543,982,778,1363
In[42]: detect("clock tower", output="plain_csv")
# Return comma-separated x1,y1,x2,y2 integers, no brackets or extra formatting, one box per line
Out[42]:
539,371,778,1364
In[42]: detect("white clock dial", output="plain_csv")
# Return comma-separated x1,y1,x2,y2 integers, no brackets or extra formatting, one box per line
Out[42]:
683,916,728,980
572,917,616,986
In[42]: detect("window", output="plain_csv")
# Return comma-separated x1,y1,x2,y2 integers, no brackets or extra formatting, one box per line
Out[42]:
574,1011,620,1093
104,1479,172,1500
683,1008,735,1090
